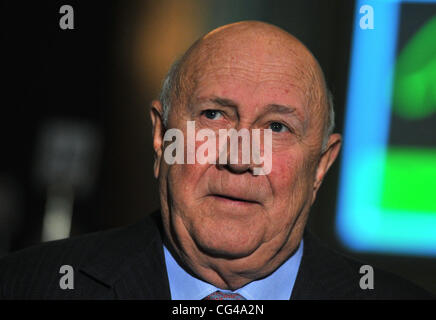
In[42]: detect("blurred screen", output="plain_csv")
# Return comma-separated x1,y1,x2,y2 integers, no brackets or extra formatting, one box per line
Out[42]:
337,0,436,256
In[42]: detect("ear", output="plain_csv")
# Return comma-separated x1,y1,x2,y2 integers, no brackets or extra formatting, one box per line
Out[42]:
150,100,165,179
311,133,342,203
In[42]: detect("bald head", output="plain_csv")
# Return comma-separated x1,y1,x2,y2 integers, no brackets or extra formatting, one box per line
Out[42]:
159,21,334,149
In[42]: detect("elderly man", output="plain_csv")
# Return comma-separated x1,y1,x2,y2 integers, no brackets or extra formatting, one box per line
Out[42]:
0,21,432,300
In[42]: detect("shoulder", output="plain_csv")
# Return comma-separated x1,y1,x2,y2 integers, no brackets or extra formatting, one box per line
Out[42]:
0,212,164,299
293,231,434,300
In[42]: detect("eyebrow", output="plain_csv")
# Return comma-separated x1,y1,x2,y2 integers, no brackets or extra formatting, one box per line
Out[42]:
210,97,238,108
204,97,296,113
196,96,300,121
262,103,297,115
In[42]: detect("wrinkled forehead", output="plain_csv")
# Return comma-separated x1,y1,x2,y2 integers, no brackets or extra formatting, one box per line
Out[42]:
192,65,310,121
182,40,323,117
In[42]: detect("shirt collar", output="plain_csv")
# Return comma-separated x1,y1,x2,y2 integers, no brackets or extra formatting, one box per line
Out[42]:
163,240,303,300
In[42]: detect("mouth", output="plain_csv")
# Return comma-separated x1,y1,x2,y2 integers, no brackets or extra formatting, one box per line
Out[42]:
209,194,260,206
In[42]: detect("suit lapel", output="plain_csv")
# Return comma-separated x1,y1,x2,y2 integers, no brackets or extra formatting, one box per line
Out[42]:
113,235,171,299
291,230,360,299
80,211,171,299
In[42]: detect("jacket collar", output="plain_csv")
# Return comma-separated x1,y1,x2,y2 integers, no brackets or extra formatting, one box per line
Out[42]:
79,211,171,299
291,230,360,299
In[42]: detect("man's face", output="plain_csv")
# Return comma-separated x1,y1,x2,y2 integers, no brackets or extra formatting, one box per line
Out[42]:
153,45,334,262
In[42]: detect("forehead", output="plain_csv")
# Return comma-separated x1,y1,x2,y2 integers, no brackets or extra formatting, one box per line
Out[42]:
188,54,314,118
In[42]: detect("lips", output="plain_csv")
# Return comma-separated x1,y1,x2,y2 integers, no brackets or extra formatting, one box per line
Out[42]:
209,193,260,205
205,171,265,206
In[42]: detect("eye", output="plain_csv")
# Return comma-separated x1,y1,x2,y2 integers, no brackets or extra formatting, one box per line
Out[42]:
202,109,223,120
269,122,289,133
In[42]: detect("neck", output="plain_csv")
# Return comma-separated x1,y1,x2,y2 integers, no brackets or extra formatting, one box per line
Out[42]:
164,224,305,291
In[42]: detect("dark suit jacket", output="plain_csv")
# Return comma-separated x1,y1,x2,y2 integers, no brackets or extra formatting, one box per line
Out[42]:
0,211,433,299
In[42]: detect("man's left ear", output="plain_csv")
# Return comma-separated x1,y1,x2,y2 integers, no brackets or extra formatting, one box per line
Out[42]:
312,133,342,203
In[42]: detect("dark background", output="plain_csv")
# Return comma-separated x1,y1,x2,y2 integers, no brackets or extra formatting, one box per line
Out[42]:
1,0,435,295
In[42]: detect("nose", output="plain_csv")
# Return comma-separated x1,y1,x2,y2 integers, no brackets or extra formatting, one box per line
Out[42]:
218,162,251,174
216,129,254,174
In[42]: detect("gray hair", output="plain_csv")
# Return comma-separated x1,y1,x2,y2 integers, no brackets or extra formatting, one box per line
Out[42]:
322,89,335,152
158,58,335,152
159,57,184,128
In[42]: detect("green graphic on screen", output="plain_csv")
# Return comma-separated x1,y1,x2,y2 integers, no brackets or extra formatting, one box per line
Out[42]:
392,16,436,119
382,15,436,215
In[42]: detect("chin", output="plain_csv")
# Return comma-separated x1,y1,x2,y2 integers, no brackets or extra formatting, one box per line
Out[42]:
192,224,262,259
198,242,257,259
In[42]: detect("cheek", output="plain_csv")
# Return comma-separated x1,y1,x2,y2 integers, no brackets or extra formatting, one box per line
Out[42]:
268,150,314,209
168,163,208,200
164,126,214,202
269,152,300,191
